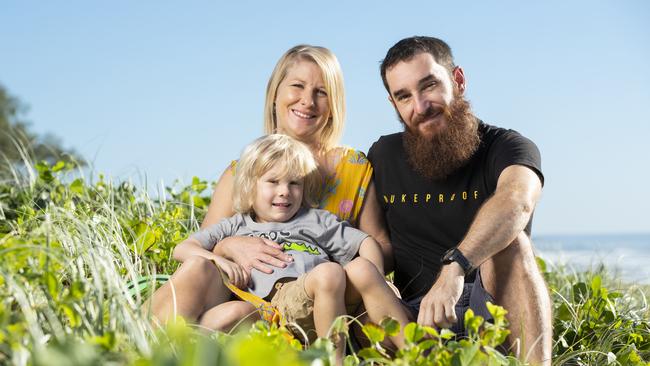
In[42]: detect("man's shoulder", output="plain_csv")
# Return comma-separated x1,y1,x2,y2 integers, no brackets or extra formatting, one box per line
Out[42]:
477,119,544,184
479,120,532,143
368,132,403,157
373,132,403,146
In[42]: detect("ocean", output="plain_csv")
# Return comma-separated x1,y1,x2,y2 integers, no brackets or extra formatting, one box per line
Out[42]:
533,233,650,284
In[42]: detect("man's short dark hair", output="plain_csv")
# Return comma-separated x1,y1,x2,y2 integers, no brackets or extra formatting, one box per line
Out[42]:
380,36,456,93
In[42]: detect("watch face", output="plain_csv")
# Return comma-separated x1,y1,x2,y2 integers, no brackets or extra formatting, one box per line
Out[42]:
441,248,455,263
441,248,472,274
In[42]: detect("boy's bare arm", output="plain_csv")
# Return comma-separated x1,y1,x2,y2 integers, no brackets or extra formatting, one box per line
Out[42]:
357,236,385,275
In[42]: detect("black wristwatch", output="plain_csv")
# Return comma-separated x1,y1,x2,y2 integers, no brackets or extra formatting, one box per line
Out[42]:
441,247,474,275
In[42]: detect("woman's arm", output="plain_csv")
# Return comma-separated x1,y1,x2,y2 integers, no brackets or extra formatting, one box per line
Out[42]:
357,181,394,274
201,165,292,273
201,165,236,229
172,237,221,262
172,238,250,288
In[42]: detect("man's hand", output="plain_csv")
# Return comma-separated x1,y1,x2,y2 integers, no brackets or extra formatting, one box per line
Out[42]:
218,236,293,275
417,262,465,329
212,256,250,289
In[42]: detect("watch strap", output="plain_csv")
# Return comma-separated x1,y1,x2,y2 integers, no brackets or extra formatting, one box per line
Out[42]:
442,247,474,275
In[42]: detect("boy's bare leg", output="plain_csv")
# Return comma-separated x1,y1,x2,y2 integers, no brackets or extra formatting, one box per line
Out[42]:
304,262,348,364
199,300,259,332
148,256,231,324
344,257,408,348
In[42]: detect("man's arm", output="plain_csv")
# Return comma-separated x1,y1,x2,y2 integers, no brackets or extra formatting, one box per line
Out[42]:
417,165,542,328
459,165,542,268
173,237,221,262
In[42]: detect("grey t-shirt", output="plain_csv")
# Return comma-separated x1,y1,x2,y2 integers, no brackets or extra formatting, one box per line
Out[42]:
191,208,368,298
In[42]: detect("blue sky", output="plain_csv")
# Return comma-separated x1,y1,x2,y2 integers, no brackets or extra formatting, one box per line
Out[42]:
1,1,649,235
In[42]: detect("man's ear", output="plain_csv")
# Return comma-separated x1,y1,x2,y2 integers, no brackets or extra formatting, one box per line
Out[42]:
453,66,466,95
388,95,396,108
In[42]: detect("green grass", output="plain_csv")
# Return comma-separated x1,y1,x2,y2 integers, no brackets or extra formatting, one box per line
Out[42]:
1,160,648,365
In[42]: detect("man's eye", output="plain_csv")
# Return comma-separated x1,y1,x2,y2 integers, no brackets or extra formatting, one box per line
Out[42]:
424,82,437,90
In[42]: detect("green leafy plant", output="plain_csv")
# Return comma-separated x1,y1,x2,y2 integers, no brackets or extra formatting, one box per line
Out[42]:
347,303,516,366
1,160,649,365
540,257,650,365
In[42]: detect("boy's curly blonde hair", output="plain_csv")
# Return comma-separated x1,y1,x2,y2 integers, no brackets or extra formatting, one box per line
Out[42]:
233,134,322,214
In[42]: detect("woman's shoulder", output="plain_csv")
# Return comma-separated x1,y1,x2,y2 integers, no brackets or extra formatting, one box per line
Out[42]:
330,146,370,166
319,147,373,225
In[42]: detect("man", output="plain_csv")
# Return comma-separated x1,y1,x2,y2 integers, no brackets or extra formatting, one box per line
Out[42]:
367,36,552,364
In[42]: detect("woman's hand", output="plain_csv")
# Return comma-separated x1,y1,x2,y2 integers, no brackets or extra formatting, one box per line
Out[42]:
212,256,250,289
217,236,293,275
201,166,293,275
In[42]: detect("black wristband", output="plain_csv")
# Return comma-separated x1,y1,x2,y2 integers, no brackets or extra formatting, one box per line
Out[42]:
441,247,474,275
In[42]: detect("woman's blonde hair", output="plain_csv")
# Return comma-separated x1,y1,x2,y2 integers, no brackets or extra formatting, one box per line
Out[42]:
263,45,345,151
233,134,322,214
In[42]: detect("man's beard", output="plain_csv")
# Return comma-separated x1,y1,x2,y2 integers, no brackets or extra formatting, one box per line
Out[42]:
401,94,480,181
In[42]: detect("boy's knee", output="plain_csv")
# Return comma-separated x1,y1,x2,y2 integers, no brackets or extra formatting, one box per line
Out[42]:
310,262,346,294
346,257,375,271
345,257,381,288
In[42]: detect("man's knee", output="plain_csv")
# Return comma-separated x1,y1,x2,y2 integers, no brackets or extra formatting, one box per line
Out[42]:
498,233,535,262
481,233,542,297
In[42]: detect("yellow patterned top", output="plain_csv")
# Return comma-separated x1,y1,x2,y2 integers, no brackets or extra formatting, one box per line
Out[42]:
317,148,373,226
230,148,373,225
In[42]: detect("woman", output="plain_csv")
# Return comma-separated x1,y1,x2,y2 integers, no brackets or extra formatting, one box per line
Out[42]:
150,45,392,330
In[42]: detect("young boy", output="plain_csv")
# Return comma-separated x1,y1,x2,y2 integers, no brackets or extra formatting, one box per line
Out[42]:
175,134,408,355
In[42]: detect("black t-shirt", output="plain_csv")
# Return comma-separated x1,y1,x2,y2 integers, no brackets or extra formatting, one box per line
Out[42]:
367,121,543,302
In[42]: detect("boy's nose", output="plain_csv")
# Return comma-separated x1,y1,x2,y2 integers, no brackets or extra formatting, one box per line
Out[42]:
277,184,289,195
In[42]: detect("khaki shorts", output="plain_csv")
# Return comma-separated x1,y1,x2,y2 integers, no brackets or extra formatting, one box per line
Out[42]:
270,273,360,343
